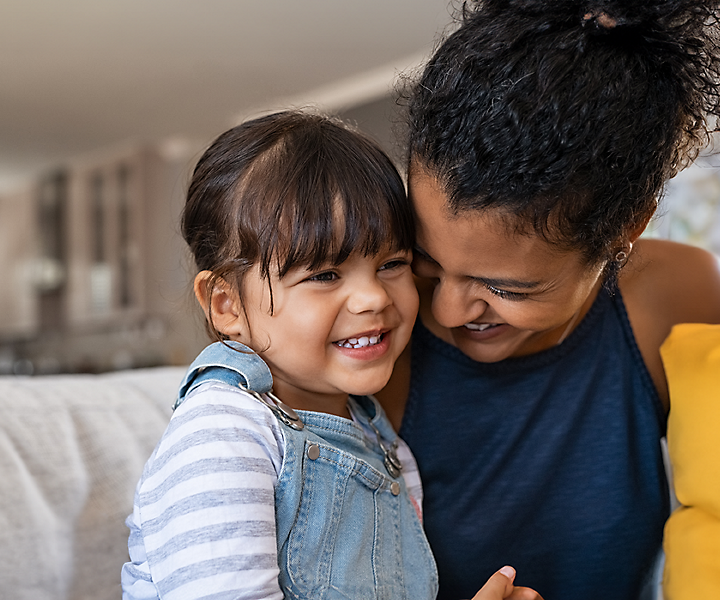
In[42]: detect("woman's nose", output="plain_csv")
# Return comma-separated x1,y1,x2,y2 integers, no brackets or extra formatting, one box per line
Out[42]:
431,278,487,328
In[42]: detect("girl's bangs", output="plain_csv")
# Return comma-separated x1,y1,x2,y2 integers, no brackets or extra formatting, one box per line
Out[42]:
269,139,412,277
273,182,412,277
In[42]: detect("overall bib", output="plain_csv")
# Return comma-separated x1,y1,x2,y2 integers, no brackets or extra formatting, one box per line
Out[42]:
178,341,438,600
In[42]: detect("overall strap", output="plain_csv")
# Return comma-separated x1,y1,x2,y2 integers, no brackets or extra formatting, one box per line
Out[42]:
174,341,304,430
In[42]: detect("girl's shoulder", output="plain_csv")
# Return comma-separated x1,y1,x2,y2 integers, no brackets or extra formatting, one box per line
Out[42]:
157,381,286,464
176,381,283,427
620,238,720,407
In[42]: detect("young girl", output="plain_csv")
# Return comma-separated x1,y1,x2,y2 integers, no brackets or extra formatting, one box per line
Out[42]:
121,112,541,600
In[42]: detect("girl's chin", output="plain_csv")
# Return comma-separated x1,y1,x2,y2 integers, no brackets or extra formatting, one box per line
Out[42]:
342,371,395,399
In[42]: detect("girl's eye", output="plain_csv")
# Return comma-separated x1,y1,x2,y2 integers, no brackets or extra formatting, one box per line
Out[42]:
485,284,528,301
306,271,338,283
380,258,409,271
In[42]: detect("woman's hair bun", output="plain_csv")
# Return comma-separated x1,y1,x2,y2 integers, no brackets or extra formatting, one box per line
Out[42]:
581,10,620,32
408,0,720,265
461,0,720,36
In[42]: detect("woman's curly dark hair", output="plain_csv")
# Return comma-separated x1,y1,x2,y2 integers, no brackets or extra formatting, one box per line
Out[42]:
406,0,720,269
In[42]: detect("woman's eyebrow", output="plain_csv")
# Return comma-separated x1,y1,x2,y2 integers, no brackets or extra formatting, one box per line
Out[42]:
415,244,543,289
472,276,544,290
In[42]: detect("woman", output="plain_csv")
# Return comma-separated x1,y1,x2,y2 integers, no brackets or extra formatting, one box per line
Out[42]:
377,1,720,599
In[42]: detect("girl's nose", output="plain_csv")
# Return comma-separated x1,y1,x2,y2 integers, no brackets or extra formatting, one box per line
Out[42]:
431,278,487,328
346,278,392,314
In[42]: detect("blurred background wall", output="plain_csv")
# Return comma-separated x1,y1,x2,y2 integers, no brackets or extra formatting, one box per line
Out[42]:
0,0,454,374
0,0,718,375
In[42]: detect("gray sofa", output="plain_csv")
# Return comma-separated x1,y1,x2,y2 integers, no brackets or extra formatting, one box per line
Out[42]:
0,364,671,600
0,366,185,600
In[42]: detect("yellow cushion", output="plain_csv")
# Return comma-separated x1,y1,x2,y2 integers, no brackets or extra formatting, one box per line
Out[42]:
660,323,720,599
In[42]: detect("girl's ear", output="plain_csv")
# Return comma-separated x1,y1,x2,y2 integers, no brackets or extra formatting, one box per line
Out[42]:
193,271,245,337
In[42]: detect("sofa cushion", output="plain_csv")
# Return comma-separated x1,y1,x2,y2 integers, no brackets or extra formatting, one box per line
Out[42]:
660,323,720,600
0,367,183,600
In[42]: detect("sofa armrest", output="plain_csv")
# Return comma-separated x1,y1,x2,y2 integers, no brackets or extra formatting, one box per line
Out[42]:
0,367,183,600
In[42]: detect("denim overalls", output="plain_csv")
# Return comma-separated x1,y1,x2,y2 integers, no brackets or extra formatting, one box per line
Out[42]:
177,342,438,600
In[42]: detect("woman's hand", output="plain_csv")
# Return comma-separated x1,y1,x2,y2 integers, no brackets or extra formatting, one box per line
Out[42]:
470,566,544,600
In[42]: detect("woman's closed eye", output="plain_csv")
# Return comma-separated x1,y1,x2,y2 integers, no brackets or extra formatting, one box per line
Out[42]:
410,250,439,277
484,283,528,301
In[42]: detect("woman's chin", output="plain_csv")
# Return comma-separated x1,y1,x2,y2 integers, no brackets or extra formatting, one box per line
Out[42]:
450,324,523,363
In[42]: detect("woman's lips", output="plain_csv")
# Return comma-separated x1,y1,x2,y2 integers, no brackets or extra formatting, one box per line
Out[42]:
458,322,508,340
463,323,498,332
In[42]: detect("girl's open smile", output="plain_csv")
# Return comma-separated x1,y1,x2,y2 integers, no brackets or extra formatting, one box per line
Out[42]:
334,330,385,348
333,330,392,362
212,251,418,415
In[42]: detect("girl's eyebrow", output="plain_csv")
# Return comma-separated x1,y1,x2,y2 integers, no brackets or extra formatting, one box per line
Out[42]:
414,245,543,290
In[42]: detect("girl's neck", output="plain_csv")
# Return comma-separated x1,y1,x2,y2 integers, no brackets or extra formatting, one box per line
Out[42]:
270,380,352,419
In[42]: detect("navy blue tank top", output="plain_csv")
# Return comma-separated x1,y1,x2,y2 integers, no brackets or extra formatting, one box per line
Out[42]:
400,288,669,600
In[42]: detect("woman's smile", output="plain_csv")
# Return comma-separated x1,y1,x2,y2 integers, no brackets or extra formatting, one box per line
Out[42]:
460,322,508,340
410,168,604,362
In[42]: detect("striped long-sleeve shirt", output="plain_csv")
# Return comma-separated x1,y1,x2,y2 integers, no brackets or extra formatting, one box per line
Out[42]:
121,382,423,600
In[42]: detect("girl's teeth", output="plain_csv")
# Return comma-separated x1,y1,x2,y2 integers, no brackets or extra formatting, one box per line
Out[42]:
338,335,382,348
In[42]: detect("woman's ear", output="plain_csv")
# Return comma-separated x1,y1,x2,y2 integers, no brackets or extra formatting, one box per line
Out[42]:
193,271,245,338
614,210,655,261
628,207,657,244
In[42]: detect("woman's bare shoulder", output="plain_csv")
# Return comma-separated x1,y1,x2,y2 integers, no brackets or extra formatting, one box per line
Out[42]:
624,238,720,324
620,239,720,407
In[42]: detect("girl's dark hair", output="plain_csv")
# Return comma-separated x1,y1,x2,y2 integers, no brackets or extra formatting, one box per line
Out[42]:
182,111,412,336
407,0,720,269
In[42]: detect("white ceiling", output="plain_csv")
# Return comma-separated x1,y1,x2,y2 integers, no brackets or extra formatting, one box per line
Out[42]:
0,0,454,193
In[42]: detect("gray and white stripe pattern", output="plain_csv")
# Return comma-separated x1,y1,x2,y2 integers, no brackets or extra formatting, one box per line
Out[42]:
122,382,423,600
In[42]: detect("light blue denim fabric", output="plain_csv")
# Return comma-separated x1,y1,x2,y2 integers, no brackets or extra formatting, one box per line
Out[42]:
178,341,438,600
176,340,273,409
